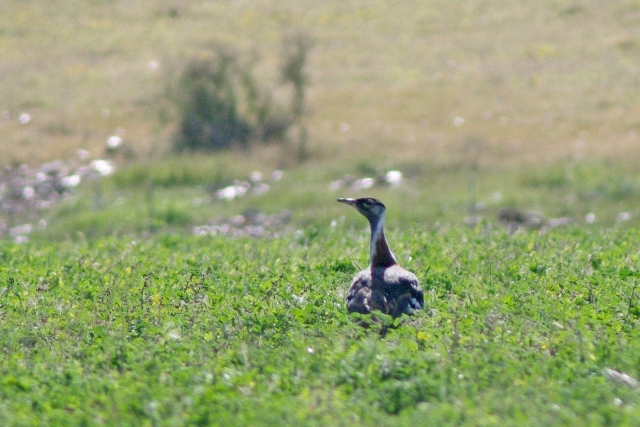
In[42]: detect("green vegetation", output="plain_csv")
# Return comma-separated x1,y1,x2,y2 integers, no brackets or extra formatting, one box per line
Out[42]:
3,0,640,425
31,157,640,241
170,35,311,152
2,226,640,425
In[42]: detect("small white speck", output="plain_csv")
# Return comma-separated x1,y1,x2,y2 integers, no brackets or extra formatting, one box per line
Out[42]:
249,171,263,182
272,170,284,181
613,397,623,406
216,186,238,201
148,60,160,71
453,116,464,127
585,213,596,224
13,235,29,244
18,113,31,124
77,149,90,161
457,374,464,380
329,180,344,191
91,159,115,176
617,212,631,222
215,183,249,201
352,177,374,191
22,186,35,199
330,220,337,228
61,174,81,188
106,135,123,149
385,170,403,186
306,347,314,354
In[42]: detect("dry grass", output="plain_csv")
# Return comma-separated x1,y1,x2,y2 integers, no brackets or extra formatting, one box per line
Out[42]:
2,0,640,167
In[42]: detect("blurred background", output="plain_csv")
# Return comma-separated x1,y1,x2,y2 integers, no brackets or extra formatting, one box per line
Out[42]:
2,0,640,241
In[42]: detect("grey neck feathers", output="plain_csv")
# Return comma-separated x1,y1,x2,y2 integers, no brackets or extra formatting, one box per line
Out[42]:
368,213,397,268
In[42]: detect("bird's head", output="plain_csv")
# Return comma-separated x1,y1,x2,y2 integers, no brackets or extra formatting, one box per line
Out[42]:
337,197,386,223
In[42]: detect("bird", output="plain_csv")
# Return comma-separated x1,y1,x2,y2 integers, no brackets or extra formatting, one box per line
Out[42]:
338,197,424,318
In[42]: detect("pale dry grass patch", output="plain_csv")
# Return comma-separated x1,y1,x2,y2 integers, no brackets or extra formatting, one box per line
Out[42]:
1,0,639,168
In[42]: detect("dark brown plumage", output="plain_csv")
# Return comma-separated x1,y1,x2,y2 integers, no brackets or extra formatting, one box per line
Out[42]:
338,197,424,318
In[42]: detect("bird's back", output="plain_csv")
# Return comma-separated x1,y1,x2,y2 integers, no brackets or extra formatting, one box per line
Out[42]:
347,264,423,318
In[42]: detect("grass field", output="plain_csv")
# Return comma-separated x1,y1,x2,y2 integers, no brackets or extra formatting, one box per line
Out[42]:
3,1,640,425
2,0,640,166
2,227,640,426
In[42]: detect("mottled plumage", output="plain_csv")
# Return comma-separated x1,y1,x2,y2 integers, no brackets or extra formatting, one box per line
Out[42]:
338,197,423,318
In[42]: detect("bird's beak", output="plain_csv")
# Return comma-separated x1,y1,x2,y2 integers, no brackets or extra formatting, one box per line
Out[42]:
337,198,356,206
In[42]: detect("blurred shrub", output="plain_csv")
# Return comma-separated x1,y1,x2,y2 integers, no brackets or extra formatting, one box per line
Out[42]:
280,31,314,161
171,36,312,154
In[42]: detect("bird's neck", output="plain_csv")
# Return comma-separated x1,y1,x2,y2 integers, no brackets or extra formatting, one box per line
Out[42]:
369,214,396,268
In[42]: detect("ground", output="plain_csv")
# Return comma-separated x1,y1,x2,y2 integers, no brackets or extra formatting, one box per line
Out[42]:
2,1,640,425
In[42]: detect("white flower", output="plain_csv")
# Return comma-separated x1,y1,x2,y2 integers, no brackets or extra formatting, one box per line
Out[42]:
61,174,81,188
18,113,31,124
249,171,263,182
617,212,631,222
106,135,123,150
77,149,90,161
22,186,35,199
352,177,374,191
218,187,237,201
329,180,344,191
585,213,596,224
13,235,29,244
385,170,403,186
215,183,249,201
272,170,284,181
91,159,115,176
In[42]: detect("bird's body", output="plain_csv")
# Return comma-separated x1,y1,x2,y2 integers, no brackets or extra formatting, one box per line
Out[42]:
338,197,424,318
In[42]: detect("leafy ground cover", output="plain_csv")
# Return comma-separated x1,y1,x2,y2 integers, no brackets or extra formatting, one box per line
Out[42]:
21,156,640,242
2,225,640,426
3,1,640,425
